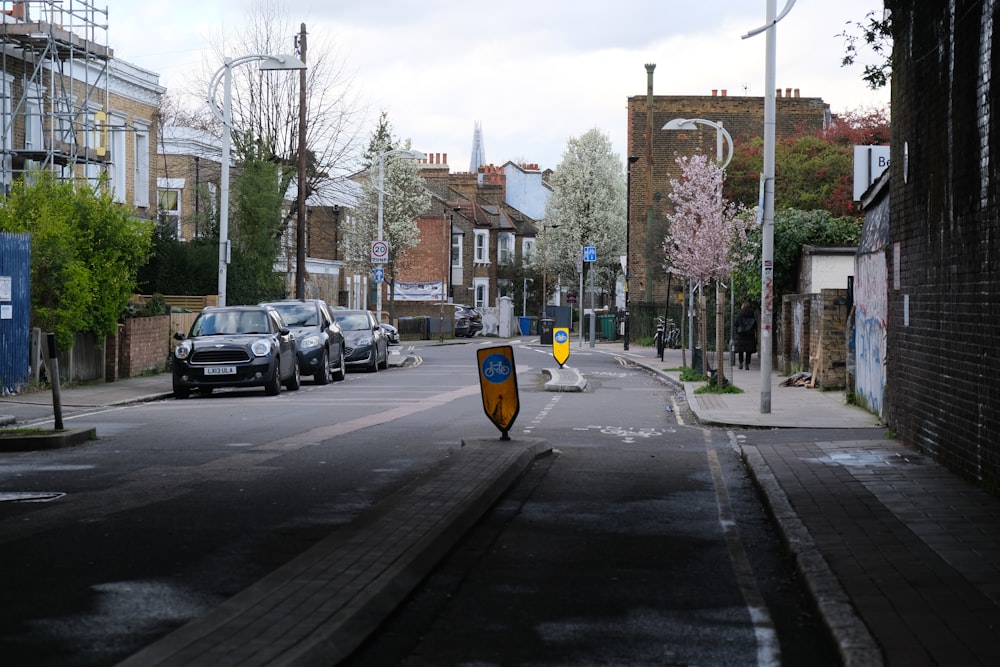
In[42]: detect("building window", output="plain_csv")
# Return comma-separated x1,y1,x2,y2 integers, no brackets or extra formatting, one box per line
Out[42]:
498,232,514,265
55,95,75,146
134,124,150,207
157,183,182,239
24,84,44,151
473,277,489,308
108,114,127,203
451,234,463,266
522,238,535,265
474,230,489,263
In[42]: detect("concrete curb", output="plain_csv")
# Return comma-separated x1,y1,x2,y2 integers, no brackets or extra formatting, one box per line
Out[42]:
116,438,552,667
0,425,97,452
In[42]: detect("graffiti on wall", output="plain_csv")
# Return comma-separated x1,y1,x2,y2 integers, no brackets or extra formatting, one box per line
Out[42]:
854,252,887,418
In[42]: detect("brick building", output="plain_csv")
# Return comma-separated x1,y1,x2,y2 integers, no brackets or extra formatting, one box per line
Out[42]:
626,69,831,308
385,155,545,322
0,1,162,211
884,0,1000,487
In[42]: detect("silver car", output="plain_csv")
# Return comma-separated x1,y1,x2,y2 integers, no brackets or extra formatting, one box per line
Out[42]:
333,309,389,372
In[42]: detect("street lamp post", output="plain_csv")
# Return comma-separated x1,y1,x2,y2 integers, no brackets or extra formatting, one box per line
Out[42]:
744,0,796,412
624,155,639,351
662,118,734,380
208,53,306,307
372,148,425,323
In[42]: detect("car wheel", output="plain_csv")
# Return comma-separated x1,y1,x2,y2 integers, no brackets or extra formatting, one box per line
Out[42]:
315,349,331,385
367,351,378,373
332,345,346,382
264,365,282,396
174,386,190,400
378,343,388,369
286,360,301,391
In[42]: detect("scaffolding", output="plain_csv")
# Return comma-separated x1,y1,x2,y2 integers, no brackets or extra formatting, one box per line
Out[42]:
0,0,111,187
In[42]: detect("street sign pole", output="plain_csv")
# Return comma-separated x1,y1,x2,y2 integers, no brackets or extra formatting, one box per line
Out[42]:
583,246,597,348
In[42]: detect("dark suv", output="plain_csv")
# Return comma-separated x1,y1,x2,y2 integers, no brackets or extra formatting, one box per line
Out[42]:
452,304,483,337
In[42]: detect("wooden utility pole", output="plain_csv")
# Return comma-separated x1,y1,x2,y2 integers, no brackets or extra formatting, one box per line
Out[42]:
295,23,308,298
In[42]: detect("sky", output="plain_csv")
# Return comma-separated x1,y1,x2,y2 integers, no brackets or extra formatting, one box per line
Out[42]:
100,0,890,173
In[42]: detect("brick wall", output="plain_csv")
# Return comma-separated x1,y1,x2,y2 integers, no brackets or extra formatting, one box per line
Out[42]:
118,315,170,378
813,289,849,389
780,289,849,388
396,215,450,285
626,90,830,307
887,1,1000,487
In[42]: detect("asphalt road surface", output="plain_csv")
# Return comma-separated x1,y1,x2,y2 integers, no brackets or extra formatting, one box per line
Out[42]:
345,342,839,666
0,340,838,666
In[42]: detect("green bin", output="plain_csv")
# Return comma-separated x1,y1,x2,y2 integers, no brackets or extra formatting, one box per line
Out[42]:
599,315,615,340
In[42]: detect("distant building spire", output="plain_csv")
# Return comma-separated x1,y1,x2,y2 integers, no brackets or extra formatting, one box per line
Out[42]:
469,121,486,172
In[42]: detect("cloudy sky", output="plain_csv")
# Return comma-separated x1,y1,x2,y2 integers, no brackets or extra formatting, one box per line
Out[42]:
102,0,890,172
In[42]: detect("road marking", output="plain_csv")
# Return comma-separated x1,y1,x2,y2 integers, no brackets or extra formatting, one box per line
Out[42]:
521,394,561,435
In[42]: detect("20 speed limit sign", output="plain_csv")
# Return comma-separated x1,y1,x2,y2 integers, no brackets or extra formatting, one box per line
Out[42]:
371,240,389,264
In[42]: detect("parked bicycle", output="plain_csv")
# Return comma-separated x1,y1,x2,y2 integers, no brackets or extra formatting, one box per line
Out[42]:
665,319,681,349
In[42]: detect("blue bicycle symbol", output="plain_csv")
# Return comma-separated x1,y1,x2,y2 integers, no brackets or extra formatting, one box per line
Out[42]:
481,353,512,383
554,330,568,344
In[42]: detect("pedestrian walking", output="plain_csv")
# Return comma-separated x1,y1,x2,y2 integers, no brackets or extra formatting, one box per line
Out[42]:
734,301,757,369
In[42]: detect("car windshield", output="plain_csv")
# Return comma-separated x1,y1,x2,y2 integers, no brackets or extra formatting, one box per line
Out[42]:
272,304,316,327
193,311,270,335
335,313,371,331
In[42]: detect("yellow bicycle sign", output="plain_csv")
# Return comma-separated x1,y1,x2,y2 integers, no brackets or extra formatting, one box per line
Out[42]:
552,327,570,367
477,345,519,440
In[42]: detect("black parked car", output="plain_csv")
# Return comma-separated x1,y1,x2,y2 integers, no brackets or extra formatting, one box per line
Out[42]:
261,299,346,384
172,305,300,398
333,309,389,372
452,304,483,337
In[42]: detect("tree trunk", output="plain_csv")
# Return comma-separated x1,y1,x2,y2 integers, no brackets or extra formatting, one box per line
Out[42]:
716,281,725,387
699,292,708,377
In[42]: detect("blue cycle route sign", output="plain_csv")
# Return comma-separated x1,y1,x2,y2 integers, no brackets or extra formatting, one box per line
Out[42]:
480,353,512,384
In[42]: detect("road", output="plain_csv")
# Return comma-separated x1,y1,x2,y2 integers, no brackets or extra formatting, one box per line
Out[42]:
0,340,839,665
347,341,839,665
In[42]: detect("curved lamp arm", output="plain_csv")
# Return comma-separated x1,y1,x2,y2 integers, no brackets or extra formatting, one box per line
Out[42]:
207,53,306,126
662,118,734,170
742,0,796,39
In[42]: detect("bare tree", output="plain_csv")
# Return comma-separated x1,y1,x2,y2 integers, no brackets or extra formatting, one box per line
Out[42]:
171,0,366,186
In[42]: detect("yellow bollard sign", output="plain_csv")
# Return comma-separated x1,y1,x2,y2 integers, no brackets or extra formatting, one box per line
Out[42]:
477,345,520,440
552,327,570,368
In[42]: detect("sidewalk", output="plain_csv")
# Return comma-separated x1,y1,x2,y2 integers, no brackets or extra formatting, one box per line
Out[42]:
611,342,1000,665
3,340,999,665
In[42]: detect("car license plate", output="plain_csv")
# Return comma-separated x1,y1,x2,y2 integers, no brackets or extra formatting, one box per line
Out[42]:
204,366,236,376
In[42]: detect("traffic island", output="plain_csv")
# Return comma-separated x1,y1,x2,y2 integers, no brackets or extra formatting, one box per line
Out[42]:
0,426,97,452
541,367,587,392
